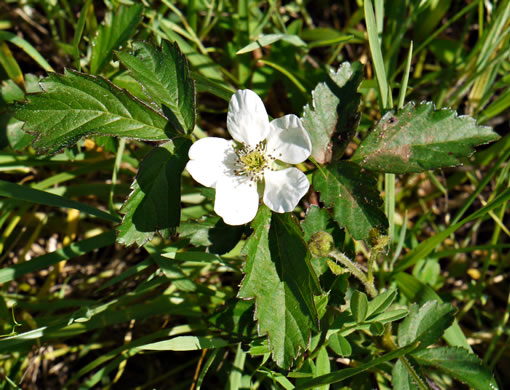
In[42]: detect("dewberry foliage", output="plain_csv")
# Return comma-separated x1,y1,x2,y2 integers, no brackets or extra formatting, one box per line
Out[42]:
5,2,505,388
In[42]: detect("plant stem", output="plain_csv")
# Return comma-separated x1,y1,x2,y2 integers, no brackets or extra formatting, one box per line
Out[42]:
367,250,377,288
329,249,377,297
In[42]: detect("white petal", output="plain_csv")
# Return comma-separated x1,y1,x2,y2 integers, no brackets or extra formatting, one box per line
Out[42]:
214,176,260,225
186,137,236,188
266,114,312,164
188,137,233,161
227,89,270,147
263,168,310,213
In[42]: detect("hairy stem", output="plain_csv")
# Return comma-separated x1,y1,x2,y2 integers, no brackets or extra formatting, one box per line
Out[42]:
329,249,377,297
367,250,377,287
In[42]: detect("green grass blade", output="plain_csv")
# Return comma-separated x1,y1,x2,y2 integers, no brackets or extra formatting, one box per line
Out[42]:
394,272,472,351
480,89,510,123
0,41,24,89
72,0,93,69
395,187,510,272
0,31,54,73
0,295,200,350
397,41,413,110
0,180,119,222
364,0,389,108
451,146,510,225
228,343,247,390
196,349,219,390
97,257,153,292
0,231,115,284
391,1,480,82
295,342,419,389
138,335,231,351
257,59,307,95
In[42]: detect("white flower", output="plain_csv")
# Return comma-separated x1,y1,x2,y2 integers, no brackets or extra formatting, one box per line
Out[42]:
186,89,312,225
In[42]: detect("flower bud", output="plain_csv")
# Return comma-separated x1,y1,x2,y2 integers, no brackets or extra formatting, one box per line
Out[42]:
367,228,389,250
308,231,334,257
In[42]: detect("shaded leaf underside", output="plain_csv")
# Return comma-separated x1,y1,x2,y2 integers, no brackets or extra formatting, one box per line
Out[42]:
116,138,191,246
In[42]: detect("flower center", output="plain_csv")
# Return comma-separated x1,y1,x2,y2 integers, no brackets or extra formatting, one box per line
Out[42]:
234,141,274,181
239,150,266,172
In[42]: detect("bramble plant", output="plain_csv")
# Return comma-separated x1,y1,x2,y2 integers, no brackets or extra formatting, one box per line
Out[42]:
1,1,509,389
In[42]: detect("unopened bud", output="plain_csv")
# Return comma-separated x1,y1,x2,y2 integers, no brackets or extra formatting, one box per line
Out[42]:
308,232,334,257
367,228,389,250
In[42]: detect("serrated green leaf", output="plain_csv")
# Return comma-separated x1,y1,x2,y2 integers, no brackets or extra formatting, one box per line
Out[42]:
238,206,320,369
116,40,196,133
302,62,362,163
90,4,143,75
14,70,171,154
412,347,498,390
366,288,397,319
350,290,368,323
398,301,456,350
351,101,500,173
394,272,472,351
111,71,150,102
312,161,388,241
116,138,191,246
392,359,419,390
328,334,351,357
2,117,32,150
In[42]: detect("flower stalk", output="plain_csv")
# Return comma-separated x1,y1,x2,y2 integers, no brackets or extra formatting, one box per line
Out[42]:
308,231,378,297
329,249,377,298
366,229,389,292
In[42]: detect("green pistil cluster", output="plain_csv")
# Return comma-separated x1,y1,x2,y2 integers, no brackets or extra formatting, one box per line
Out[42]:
234,141,274,181
240,151,266,172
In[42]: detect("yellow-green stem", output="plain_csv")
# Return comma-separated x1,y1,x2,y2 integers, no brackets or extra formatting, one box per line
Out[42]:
329,249,377,297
